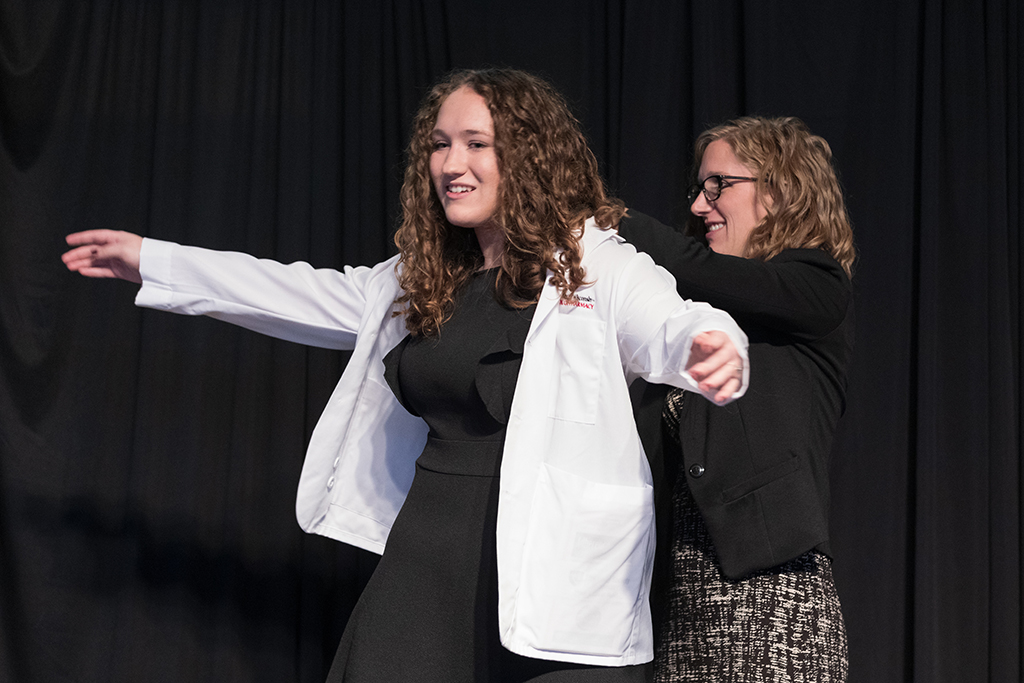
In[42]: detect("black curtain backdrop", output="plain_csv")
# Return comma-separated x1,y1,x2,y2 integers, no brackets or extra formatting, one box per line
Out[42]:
0,2,1020,682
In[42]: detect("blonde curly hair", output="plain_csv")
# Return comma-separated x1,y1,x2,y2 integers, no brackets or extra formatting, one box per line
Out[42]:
688,117,856,277
394,68,625,336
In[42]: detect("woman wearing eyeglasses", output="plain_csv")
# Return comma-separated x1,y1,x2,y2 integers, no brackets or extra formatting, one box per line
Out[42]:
617,117,856,682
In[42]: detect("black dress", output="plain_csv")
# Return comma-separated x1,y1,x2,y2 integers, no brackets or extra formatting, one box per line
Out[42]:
326,270,649,683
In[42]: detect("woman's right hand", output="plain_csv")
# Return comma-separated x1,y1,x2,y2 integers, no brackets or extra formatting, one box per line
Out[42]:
62,230,144,283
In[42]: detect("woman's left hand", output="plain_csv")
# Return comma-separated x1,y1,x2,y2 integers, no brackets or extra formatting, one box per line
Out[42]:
685,330,745,405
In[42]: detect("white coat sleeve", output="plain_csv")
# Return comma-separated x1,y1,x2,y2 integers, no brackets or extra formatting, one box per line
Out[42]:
135,238,397,350
614,250,749,403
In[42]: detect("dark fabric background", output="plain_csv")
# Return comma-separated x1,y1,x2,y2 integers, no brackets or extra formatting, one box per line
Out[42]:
0,2,1020,681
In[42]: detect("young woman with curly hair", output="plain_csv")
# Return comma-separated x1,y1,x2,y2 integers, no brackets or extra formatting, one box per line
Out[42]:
63,68,749,682
396,69,624,337
618,116,855,682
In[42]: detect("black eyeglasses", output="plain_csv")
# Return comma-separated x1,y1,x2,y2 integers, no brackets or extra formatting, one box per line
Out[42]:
686,175,758,204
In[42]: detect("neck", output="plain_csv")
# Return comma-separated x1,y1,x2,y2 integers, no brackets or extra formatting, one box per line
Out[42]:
474,224,505,269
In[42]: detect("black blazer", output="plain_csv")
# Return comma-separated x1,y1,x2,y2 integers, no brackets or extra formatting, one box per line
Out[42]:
618,210,854,579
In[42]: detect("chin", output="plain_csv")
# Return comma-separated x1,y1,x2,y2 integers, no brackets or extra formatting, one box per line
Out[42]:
444,211,489,229
445,217,481,228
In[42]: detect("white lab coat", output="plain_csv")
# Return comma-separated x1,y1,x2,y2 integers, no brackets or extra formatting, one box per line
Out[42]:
135,218,748,666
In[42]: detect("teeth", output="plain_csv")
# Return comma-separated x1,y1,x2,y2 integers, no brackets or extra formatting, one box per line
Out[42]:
449,185,472,193
706,223,724,232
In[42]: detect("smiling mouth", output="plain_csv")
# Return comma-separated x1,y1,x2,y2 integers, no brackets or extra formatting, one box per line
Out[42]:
447,184,474,195
706,222,725,233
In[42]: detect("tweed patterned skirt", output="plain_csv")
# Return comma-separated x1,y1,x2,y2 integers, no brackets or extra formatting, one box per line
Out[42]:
654,392,848,682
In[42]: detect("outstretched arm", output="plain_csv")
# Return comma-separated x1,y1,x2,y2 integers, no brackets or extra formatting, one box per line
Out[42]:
69,235,398,351
62,230,143,283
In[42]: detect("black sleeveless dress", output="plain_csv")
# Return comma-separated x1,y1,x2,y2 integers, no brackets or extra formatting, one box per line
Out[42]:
326,270,649,682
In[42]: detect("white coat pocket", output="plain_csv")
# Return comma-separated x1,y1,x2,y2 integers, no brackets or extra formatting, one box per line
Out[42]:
548,316,606,424
515,463,654,657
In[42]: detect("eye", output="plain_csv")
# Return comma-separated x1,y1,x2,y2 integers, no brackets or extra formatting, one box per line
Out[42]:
468,141,488,149
431,140,449,151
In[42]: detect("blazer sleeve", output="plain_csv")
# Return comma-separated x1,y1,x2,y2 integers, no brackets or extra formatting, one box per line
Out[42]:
135,237,397,350
617,210,851,340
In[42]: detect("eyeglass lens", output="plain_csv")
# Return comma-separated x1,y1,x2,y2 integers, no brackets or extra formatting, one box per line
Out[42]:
703,176,724,200
688,175,724,203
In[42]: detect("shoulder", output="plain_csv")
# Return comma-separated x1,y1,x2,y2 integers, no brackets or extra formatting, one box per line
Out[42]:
358,253,403,285
371,252,403,272
580,218,655,273
575,222,678,317
771,247,845,268
768,248,851,288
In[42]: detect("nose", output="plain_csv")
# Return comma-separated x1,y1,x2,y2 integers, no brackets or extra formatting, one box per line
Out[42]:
441,143,466,177
690,190,711,216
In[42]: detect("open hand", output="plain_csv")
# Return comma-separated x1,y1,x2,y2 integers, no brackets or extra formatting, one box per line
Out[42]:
62,230,143,283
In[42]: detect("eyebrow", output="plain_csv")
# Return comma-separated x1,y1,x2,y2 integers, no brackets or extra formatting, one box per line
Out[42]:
431,128,494,137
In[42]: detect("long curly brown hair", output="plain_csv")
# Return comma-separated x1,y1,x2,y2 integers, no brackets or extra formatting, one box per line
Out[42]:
687,117,856,278
394,68,625,336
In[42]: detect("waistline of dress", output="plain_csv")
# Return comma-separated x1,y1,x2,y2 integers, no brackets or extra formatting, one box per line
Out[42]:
415,435,503,478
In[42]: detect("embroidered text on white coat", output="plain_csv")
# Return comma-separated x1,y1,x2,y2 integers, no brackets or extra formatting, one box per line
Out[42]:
560,294,595,310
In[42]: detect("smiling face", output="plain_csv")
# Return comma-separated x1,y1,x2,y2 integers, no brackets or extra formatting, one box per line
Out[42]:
690,139,769,258
429,86,501,230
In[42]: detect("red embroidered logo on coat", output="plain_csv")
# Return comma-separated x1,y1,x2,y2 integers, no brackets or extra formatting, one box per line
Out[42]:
560,294,595,310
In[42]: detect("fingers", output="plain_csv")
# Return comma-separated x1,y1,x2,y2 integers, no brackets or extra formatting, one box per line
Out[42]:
61,243,114,275
712,377,742,404
62,230,143,283
692,359,743,403
63,230,116,268
61,244,102,269
707,368,743,404
686,330,744,405
686,330,730,365
65,229,119,247
686,331,733,380
687,330,719,356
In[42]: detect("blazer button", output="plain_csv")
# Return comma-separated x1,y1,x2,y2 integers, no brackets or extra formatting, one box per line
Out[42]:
688,464,705,478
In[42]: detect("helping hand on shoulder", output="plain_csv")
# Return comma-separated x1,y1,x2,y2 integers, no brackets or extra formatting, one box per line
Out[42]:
62,230,143,283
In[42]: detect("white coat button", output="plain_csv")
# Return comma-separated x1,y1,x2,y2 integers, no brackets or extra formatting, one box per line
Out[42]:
333,457,340,469
327,476,336,490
